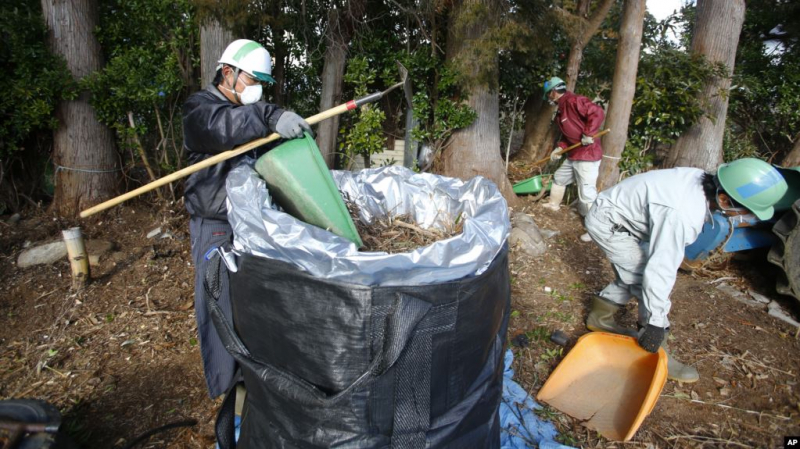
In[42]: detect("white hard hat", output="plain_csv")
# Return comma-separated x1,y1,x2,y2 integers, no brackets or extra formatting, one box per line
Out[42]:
218,39,275,83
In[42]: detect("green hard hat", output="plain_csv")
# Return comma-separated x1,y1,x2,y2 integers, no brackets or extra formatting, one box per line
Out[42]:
543,77,566,99
717,158,788,220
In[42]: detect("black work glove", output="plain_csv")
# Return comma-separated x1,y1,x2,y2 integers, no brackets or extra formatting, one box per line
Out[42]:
637,324,666,353
275,111,314,139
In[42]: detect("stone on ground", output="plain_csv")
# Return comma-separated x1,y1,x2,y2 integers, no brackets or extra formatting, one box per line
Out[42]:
509,212,547,257
17,241,67,268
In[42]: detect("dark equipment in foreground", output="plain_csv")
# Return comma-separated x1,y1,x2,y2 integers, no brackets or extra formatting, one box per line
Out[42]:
0,399,73,449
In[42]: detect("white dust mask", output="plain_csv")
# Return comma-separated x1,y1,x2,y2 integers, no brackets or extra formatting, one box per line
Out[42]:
238,83,263,105
222,71,263,105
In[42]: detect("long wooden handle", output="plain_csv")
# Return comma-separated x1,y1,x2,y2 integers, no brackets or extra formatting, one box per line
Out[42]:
80,102,354,218
531,128,611,168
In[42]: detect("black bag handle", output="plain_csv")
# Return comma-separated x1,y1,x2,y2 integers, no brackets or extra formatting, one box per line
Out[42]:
203,249,432,407
214,380,239,449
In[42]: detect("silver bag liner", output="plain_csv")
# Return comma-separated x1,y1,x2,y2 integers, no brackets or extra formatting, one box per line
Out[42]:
225,163,509,286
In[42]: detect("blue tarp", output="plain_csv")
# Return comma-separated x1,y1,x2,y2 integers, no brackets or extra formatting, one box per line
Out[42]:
501,349,576,449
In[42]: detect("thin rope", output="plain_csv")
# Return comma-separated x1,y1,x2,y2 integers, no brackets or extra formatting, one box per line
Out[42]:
55,164,122,174
602,155,621,160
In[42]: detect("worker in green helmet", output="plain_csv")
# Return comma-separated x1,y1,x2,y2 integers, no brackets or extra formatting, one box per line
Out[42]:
584,159,787,383
541,76,606,243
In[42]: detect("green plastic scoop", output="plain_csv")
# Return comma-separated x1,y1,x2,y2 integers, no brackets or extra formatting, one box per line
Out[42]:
254,133,363,247
512,174,552,195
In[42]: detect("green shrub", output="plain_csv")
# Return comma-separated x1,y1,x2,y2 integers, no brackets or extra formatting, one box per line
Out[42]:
339,56,388,169
0,0,74,158
82,0,196,173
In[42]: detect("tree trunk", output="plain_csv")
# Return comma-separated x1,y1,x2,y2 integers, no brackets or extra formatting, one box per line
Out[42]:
443,0,517,206
664,0,745,170
200,18,233,88
577,0,590,16
518,0,614,162
782,134,800,167
41,0,119,218
270,1,287,106
272,44,287,107
382,95,399,165
316,7,352,169
597,0,646,190
517,94,556,161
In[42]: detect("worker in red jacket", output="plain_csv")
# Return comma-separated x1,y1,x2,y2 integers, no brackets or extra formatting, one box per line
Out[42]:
541,77,605,242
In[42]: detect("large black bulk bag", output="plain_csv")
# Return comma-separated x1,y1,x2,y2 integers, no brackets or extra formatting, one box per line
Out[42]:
206,245,510,448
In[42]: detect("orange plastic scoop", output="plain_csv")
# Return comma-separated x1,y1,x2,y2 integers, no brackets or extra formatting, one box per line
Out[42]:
536,332,667,441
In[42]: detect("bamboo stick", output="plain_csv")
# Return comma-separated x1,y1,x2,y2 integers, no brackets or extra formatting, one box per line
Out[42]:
80,102,352,218
62,227,90,290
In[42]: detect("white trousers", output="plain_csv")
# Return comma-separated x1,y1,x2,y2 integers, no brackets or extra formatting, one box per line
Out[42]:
552,159,600,216
585,204,662,327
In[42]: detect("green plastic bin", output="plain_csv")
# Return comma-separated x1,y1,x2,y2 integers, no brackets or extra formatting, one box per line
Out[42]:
254,133,363,247
513,174,552,195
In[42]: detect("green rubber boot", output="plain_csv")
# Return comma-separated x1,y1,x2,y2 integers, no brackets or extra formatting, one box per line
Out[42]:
663,332,700,383
585,295,638,337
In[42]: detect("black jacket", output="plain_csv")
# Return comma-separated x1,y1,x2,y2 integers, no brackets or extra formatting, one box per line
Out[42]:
183,85,284,220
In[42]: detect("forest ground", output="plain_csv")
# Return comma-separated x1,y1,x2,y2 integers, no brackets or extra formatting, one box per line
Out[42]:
1,188,799,448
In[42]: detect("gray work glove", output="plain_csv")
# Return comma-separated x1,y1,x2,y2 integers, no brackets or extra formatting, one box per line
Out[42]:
275,111,313,139
581,134,594,146
550,148,562,162
637,324,666,353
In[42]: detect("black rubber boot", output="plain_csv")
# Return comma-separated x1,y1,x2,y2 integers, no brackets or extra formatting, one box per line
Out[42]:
585,295,638,337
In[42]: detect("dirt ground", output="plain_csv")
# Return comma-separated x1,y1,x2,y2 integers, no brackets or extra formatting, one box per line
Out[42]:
0,206,217,448
1,188,800,448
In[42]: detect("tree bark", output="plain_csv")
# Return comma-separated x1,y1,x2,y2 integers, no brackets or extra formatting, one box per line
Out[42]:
563,0,615,91
316,7,353,168
443,0,518,206
597,0,646,190
200,18,233,88
518,0,614,162
41,0,120,218
271,42,287,107
782,134,800,167
664,0,745,170
517,94,556,161
270,1,287,106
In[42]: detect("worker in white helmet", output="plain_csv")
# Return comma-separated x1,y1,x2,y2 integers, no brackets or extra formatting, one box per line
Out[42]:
182,39,313,398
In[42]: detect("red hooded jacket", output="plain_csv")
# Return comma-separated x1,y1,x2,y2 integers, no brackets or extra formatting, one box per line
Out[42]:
555,91,605,161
